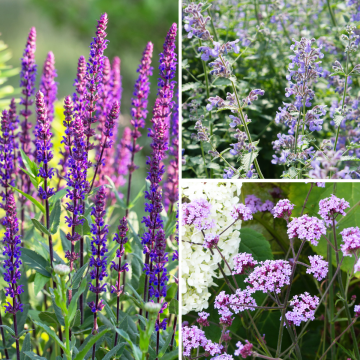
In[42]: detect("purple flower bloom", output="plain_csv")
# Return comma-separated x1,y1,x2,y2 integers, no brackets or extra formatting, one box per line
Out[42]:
182,325,208,356
2,193,23,314
243,89,265,106
182,198,215,230
196,312,210,327
245,195,263,214
355,258,360,273
355,305,360,317
110,56,122,103
245,260,292,294
35,91,55,199
273,199,294,220
287,215,326,246
73,55,87,120
285,292,319,326
19,27,37,155
203,233,219,249
183,3,212,40
340,227,360,256
88,186,108,316
306,255,328,281
39,51,57,123
230,203,253,221
232,253,257,275
229,289,257,314
261,200,274,212
319,194,350,226
235,340,254,359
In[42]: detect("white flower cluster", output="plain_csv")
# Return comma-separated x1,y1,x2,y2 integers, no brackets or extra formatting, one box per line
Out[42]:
181,181,242,314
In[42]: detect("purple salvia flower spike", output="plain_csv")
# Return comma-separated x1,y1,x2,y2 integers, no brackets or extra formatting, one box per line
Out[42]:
8,99,19,178
39,51,57,123
84,13,108,154
142,23,177,336
35,91,56,266
73,55,87,120
19,27,36,155
110,56,122,104
88,186,108,336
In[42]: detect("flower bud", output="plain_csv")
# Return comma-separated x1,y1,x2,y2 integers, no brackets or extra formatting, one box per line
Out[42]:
144,302,162,314
54,264,71,276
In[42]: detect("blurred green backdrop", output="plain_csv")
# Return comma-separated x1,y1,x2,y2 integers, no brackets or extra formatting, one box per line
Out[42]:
0,0,178,218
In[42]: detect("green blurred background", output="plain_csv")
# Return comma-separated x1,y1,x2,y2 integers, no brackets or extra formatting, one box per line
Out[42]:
0,0,178,218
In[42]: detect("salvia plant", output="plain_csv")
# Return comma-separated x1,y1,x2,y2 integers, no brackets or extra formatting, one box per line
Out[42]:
0,12,179,360
181,182,360,360
182,0,360,179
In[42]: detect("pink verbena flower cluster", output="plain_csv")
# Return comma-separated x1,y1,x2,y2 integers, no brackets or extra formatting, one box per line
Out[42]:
197,311,210,327
354,305,360,317
245,194,274,214
235,340,254,359
203,233,219,248
318,194,350,226
340,227,360,256
182,198,215,230
245,260,292,294
232,253,257,275
213,354,234,360
306,255,328,281
229,289,257,314
285,292,319,326
287,215,326,246
272,199,294,219
230,203,253,221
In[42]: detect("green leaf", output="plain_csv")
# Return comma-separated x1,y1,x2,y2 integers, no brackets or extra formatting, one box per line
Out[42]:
105,175,126,209
239,228,273,261
68,279,87,323
158,332,173,357
48,288,65,326
115,328,142,360
22,248,51,277
10,186,45,215
71,262,88,289
21,333,32,360
70,310,81,328
74,216,91,236
340,156,360,162
49,200,61,235
60,229,71,253
20,149,38,178
102,342,126,360
182,82,201,92
48,187,68,208
169,299,179,316
0,324,15,336
241,151,259,172
103,300,117,325
34,273,50,296
38,312,59,327
23,353,47,360
19,167,39,189
34,321,65,351
73,329,110,360
128,185,145,209
159,349,179,360
334,114,344,127
126,283,144,306
31,218,51,236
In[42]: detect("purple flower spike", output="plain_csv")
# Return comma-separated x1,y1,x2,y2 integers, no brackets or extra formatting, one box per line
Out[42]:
110,56,122,103
19,27,37,155
88,186,108,331
84,13,109,154
39,51,57,123
73,55,87,119
2,193,23,315
142,23,177,332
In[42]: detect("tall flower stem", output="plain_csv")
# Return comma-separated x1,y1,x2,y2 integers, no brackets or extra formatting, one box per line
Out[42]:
13,313,20,360
331,217,360,359
0,312,9,359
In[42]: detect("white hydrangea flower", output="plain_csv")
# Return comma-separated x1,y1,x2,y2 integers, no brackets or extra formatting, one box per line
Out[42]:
181,181,242,314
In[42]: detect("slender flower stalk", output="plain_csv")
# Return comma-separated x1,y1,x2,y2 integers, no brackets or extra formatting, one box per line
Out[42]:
88,186,108,360
126,41,154,216
110,217,129,336
8,99,19,178
2,193,23,360
35,91,56,267
141,23,177,358
19,27,37,236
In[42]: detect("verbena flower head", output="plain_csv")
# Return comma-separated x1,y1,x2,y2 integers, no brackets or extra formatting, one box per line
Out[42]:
88,186,108,313
245,195,263,214
355,258,360,273
19,27,37,153
318,194,350,226
340,227,360,257
39,51,57,123
230,203,253,221
285,292,319,326
306,255,328,281
212,354,234,360
287,215,326,246
232,253,257,275
235,340,254,359
273,199,295,220
261,200,274,212
229,289,257,314
182,325,207,356
2,193,23,314
354,305,360,317
182,198,215,230
203,233,219,249
204,341,223,356
245,260,292,294
197,311,210,327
